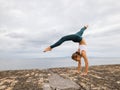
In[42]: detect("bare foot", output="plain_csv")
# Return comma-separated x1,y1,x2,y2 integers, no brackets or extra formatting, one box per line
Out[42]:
80,72,88,76
84,25,88,28
43,46,52,52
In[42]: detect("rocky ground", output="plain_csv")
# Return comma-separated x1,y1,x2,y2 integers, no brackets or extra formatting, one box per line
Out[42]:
0,64,120,90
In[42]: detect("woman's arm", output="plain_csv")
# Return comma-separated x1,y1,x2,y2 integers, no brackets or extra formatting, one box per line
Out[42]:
81,51,89,75
77,60,81,73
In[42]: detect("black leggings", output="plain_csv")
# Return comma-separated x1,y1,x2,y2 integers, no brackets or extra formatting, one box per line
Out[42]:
50,26,86,48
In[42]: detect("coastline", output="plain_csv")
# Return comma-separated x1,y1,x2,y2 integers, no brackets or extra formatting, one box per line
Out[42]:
0,57,120,71
0,64,120,90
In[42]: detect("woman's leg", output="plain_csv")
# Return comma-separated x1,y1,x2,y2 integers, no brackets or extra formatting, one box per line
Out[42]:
50,35,74,48
75,26,87,37
43,35,76,52
80,50,89,75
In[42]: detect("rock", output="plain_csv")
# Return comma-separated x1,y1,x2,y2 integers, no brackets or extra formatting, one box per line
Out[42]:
48,73,80,90
39,78,44,83
35,73,39,77
0,64,119,90
6,87,13,90
31,72,35,76
48,74,51,76
116,81,120,84
25,74,30,77
0,85,7,89
43,83,52,90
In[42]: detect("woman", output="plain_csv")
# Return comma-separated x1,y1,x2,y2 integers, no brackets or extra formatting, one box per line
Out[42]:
71,38,88,76
43,25,88,52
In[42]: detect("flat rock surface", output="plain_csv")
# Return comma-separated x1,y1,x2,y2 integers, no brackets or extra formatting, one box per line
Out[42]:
49,73,80,90
0,64,120,90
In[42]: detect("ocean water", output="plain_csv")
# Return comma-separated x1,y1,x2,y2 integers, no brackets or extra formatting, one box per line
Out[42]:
0,57,120,71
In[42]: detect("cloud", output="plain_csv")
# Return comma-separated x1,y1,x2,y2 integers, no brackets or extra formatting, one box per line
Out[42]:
0,0,120,58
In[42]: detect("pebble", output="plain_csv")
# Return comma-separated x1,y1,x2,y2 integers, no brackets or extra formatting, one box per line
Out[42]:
6,87,13,90
116,81,120,84
0,85,7,89
31,72,35,75
25,74,30,77
35,73,39,77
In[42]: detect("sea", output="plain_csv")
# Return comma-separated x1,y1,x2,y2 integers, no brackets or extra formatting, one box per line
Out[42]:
0,57,120,71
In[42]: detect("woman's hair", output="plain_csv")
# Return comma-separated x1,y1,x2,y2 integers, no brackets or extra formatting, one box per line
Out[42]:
71,51,80,60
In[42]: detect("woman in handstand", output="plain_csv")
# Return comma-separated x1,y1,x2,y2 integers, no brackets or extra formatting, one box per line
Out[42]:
43,25,89,75
43,25,88,52
71,38,88,76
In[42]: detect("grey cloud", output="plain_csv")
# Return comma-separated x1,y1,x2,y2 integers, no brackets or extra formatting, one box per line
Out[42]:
6,32,26,39
0,0,120,58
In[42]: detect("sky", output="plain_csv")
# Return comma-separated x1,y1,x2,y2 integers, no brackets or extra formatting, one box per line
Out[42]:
0,0,120,59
